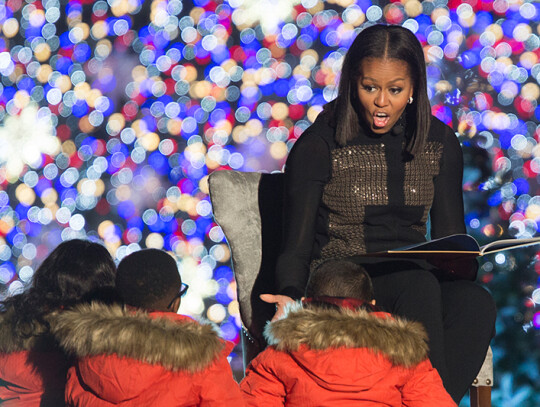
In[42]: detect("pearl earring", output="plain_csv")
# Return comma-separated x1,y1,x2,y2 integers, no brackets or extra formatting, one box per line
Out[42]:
408,97,413,104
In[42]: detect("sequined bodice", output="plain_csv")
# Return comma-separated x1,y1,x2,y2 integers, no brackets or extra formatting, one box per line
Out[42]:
318,139,443,263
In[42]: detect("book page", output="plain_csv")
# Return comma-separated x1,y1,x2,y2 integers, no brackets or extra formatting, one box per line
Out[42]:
480,237,540,255
368,234,540,259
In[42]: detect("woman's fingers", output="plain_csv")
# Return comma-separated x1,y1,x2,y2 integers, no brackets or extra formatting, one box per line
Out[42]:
260,294,294,321
259,294,279,304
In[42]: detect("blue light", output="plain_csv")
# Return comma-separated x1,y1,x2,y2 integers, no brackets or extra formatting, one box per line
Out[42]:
35,178,53,196
461,51,480,69
73,43,91,63
59,32,73,48
211,45,230,64
71,100,89,117
15,204,29,220
473,11,493,32
487,190,503,207
213,265,233,281
148,151,169,175
513,178,529,195
148,218,165,232
1,86,16,103
220,321,238,341
16,77,35,92
274,79,289,97
117,200,136,219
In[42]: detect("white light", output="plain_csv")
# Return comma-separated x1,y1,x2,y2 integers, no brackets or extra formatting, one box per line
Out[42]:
233,0,302,35
532,288,540,305
56,207,72,224
179,293,205,316
22,244,37,260
9,281,24,296
19,266,34,282
0,104,60,182
0,52,12,70
0,245,11,261
94,96,110,113
196,200,212,217
495,253,506,264
38,208,53,225
69,214,86,231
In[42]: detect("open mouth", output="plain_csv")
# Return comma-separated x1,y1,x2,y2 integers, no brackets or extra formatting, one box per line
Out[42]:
373,112,390,128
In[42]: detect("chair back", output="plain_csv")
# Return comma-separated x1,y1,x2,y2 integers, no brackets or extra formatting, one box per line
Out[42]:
208,170,284,369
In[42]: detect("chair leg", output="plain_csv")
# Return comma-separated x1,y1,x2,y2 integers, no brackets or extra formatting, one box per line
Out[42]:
470,385,491,407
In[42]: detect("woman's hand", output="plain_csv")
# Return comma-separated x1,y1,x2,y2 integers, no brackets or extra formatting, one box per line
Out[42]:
260,294,294,321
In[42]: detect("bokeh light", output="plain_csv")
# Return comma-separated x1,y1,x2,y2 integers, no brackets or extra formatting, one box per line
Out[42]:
0,0,539,397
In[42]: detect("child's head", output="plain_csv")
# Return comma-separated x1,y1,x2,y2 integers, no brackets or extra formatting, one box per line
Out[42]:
1,239,117,340
32,239,117,307
116,249,184,312
305,260,374,302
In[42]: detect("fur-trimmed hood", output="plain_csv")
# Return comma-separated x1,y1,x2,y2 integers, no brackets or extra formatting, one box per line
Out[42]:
0,307,58,353
265,302,428,367
52,302,225,372
55,303,246,407
242,302,457,407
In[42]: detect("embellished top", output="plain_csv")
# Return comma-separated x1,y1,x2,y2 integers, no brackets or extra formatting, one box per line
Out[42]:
276,112,467,299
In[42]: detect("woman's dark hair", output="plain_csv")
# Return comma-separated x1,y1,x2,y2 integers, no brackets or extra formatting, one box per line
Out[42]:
325,24,431,156
1,239,117,339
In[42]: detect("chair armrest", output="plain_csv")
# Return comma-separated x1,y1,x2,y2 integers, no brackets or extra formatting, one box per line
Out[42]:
471,346,493,387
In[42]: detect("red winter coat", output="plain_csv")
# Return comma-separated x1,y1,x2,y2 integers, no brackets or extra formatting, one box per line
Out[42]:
240,303,456,407
53,303,244,407
0,308,68,406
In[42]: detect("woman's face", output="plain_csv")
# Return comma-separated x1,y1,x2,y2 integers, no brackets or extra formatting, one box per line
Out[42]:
356,58,414,134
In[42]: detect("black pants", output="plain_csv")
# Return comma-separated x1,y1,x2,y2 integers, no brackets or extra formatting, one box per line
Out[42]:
357,259,497,403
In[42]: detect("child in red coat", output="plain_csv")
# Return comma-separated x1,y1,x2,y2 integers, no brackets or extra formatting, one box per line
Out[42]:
54,248,244,407
0,239,117,407
240,260,456,407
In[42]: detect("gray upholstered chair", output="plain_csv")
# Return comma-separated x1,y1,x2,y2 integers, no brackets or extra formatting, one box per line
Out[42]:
209,170,283,367
208,169,492,407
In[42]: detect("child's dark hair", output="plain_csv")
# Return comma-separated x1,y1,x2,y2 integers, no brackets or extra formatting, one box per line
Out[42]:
305,260,374,302
1,239,117,340
116,249,181,310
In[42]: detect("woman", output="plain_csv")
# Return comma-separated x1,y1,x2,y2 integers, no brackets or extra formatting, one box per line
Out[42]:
262,24,496,403
0,239,117,406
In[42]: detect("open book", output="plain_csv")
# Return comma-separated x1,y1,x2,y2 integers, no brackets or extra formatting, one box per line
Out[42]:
365,234,540,280
384,234,540,257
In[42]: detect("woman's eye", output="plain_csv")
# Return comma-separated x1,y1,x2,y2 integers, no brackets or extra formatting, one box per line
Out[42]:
390,88,402,94
363,85,375,92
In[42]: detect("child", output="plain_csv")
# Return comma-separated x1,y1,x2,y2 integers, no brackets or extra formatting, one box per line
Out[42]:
241,260,456,406
0,239,117,406
54,248,244,407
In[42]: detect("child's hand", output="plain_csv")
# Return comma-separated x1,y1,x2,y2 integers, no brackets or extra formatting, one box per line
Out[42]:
260,294,294,321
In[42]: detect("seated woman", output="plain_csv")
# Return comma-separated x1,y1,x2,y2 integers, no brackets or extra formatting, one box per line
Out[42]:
0,239,116,406
262,24,496,403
